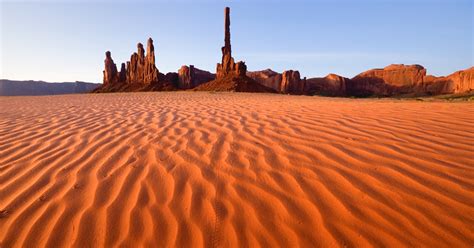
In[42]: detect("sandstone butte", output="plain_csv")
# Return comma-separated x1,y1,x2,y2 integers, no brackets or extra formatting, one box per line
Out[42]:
94,7,473,97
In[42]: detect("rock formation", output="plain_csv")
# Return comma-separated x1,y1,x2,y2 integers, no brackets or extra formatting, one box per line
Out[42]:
215,7,247,79
247,69,306,94
127,38,159,85
424,67,474,95
195,7,274,93
144,38,160,84
178,65,215,89
306,74,349,96
448,67,474,93
93,7,473,97
94,38,166,93
281,70,306,94
247,69,282,92
118,63,127,82
103,51,119,86
345,64,474,97
248,64,473,97
178,65,194,89
355,64,426,87
347,64,427,96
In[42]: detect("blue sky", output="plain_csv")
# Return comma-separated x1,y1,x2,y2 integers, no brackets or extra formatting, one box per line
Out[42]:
1,0,472,83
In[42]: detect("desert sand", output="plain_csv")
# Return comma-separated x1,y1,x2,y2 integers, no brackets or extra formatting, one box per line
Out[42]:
0,92,473,247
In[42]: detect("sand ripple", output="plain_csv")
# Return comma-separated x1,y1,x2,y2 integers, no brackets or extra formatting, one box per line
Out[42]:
0,92,473,247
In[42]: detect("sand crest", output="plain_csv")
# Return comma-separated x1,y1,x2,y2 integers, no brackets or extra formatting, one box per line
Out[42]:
0,92,473,247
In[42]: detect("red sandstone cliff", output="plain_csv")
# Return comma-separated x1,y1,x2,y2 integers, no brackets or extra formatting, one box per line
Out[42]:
305,74,348,96
281,70,305,94
424,67,474,95
347,64,426,96
247,69,305,94
178,65,215,89
247,69,282,91
346,64,473,96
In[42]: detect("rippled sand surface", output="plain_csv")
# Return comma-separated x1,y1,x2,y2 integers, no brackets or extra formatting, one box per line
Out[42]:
1,92,473,247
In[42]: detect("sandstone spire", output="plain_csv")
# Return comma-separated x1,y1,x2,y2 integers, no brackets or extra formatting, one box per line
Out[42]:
195,7,273,92
224,7,231,57
103,51,118,86
144,38,159,84
216,7,247,79
118,63,127,82
126,38,159,84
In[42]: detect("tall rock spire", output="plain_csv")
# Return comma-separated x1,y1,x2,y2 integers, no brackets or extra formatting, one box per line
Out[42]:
216,7,247,79
195,6,273,92
144,38,159,84
224,7,231,56
103,51,119,86
126,38,159,84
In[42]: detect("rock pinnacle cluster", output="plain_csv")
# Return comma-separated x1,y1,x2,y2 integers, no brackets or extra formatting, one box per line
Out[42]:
94,7,473,96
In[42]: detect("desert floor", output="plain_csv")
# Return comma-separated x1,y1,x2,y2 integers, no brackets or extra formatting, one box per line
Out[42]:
0,92,473,247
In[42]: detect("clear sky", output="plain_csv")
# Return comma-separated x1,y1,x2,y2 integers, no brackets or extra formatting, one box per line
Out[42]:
1,0,472,83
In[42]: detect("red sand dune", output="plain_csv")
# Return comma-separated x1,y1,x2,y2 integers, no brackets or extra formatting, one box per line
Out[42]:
0,92,473,247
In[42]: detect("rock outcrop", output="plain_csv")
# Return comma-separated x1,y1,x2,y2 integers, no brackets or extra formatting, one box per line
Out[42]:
247,69,306,94
306,74,349,96
127,38,159,85
247,69,282,92
118,63,127,82
345,64,473,96
103,51,119,86
215,7,247,79
94,38,168,93
356,64,426,87
178,65,215,89
449,67,474,93
347,64,427,96
281,70,306,94
143,38,160,84
195,7,274,93
424,67,474,95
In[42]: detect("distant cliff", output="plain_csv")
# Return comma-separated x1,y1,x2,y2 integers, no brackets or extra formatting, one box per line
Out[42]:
247,65,474,97
0,80,100,96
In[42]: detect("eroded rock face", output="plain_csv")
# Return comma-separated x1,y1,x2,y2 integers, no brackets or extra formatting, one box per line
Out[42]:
144,38,159,84
178,65,215,89
248,69,308,94
306,74,348,96
96,37,173,93
103,51,119,86
425,67,474,95
348,64,427,96
118,63,127,83
445,67,474,93
127,39,159,84
178,65,194,89
281,70,305,94
362,64,426,86
247,69,282,92
248,69,304,94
